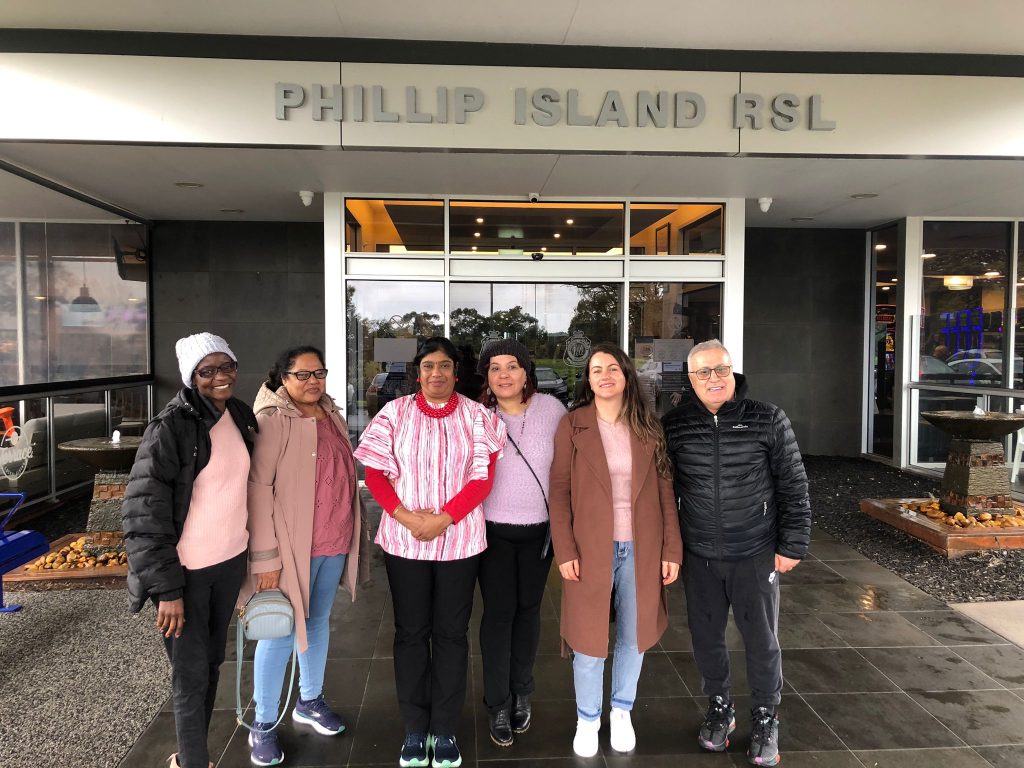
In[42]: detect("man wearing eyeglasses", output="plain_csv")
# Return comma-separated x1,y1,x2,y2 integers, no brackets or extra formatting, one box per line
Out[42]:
661,339,810,768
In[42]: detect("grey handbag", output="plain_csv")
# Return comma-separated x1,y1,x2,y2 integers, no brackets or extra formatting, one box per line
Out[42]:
235,589,298,732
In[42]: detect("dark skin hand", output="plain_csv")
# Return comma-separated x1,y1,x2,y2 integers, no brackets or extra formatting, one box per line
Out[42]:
156,598,185,638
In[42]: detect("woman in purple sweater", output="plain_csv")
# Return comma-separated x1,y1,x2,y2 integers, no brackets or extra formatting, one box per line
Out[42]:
476,340,566,748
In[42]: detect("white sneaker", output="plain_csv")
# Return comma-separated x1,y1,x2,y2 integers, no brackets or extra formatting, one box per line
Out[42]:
609,708,636,752
573,716,600,757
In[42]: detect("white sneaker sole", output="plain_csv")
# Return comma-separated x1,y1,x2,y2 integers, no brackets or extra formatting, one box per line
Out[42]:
291,707,345,736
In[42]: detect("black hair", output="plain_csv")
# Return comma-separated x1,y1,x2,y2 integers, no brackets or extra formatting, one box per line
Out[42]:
412,337,461,369
267,345,325,390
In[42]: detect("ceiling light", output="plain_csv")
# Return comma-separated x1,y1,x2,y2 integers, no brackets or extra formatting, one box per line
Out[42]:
791,217,814,222
127,297,139,302
553,233,561,239
874,244,887,251
474,232,481,237
219,208,244,214
943,275,974,290
471,246,477,251
985,271,1000,277
892,277,898,282
476,217,484,224
921,253,936,259
174,181,204,188
33,295,46,300
850,193,878,199
541,247,547,251
566,218,574,225
881,286,890,291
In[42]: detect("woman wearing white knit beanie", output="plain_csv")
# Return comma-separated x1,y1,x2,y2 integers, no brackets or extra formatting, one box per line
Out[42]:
122,332,258,768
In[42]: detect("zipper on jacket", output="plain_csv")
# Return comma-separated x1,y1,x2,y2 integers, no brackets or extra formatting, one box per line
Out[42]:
713,413,723,560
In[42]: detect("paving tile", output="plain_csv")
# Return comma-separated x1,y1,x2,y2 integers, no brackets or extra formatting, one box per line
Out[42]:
217,710,353,767
860,647,1003,692
473,696,587,760
853,747,993,767
782,648,898,693
974,744,1024,767
824,559,912,587
778,560,846,586
863,585,946,612
954,644,1024,688
777,612,849,649
666,650,795,698
806,541,870,561
120,710,239,768
900,611,1009,646
320,658,373,708
781,583,884,613
802,692,964,750
815,611,939,648
910,689,1024,746
348,703,475,765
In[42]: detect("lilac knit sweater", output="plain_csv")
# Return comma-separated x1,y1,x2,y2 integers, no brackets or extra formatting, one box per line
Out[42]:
483,393,566,525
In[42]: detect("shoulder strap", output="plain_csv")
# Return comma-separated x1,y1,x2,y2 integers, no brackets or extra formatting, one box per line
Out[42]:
236,616,298,732
499,416,553,559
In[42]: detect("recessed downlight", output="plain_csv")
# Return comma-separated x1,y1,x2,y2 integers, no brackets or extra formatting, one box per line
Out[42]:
791,217,815,222
566,218,574,225
881,286,890,291
476,217,484,224
874,244,887,251
985,271,1001,277
553,233,561,239
850,193,878,199
174,181,204,189
474,232,481,238
541,247,547,251
921,253,937,259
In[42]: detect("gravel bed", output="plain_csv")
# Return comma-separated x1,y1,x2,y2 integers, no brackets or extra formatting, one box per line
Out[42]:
805,455,1024,604
0,589,168,768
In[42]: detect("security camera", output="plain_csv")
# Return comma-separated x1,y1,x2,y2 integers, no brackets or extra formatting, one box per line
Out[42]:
299,190,314,207
531,252,544,261
757,196,773,213
528,192,540,203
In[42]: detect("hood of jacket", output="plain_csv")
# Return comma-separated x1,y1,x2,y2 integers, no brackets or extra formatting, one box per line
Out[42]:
253,381,340,418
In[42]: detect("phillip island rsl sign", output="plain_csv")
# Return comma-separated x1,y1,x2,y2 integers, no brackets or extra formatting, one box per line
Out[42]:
0,426,31,482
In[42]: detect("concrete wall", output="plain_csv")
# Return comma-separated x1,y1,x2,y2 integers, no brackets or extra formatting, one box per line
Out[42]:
151,222,325,408
743,228,865,456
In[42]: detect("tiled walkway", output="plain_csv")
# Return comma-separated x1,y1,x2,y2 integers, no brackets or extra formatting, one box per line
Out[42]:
120,515,1024,768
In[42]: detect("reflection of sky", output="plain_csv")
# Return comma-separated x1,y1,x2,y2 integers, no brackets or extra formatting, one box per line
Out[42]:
348,281,445,320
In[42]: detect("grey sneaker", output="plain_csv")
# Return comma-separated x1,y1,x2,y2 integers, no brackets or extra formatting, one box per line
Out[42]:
698,695,736,752
747,707,780,766
248,722,284,767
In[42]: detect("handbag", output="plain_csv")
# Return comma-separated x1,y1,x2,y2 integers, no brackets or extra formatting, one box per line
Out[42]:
235,588,298,732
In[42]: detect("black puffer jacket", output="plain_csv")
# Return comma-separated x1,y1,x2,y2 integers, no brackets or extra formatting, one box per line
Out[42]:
661,374,811,562
121,388,257,613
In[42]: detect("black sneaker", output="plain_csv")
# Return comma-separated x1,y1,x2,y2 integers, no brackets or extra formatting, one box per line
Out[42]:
747,707,780,767
399,733,429,768
488,706,513,747
511,693,531,733
698,695,736,752
429,734,462,768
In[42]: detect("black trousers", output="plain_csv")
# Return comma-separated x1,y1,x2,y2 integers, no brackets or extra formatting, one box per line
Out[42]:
162,550,247,768
384,552,480,736
478,521,552,712
682,548,782,711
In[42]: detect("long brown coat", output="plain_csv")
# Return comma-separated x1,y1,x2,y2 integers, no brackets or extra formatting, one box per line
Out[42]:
239,385,370,652
548,405,682,658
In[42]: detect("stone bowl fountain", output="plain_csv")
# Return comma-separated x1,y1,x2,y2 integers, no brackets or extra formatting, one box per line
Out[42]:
920,411,1024,441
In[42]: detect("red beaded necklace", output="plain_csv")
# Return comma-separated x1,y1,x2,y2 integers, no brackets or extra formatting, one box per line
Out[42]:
415,390,459,419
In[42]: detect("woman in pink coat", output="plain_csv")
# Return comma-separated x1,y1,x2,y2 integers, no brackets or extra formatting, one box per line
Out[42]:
243,345,368,767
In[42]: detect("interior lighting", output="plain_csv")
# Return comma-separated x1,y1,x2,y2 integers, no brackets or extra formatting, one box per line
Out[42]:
474,232,481,237
892,277,899,282
476,217,484,224
174,181,204,188
33,295,46,300
471,246,477,251
985,271,1001,277
921,253,936,259
850,193,878,199
881,286,890,291
70,262,100,313
541,247,547,251
553,233,561,239
566,218,574,225
944,275,974,290
874,244,887,251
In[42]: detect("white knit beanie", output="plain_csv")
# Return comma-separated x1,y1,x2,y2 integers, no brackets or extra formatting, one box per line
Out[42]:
175,332,237,388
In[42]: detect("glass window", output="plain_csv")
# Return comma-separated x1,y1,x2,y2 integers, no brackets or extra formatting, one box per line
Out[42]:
449,281,623,403
1015,223,1024,390
110,385,151,437
0,397,50,502
1,222,150,387
344,199,444,253
870,225,899,458
346,280,445,443
628,282,722,417
629,204,723,256
51,391,107,491
920,221,1011,387
450,201,624,256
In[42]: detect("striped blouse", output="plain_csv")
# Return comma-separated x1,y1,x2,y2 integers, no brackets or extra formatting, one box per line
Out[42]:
353,393,506,561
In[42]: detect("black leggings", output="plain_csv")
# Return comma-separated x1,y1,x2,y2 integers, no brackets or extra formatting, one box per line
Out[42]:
478,521,552,712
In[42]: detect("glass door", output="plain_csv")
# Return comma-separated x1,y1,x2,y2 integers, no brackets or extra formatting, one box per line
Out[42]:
869,225,899,459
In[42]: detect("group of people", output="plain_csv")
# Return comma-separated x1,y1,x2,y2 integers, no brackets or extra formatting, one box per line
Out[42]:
122,330,810,768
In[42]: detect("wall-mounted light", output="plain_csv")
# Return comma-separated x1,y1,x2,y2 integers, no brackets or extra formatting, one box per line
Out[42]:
944,275,974,290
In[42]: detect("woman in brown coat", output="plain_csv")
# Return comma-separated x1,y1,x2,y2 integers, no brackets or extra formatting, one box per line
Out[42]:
549,342,682,758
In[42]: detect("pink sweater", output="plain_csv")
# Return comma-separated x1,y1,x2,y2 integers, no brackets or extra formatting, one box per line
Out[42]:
597,417,633,542
177,413,250,570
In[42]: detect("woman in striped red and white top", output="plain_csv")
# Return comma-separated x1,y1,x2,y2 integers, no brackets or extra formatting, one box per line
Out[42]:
354,336,506,768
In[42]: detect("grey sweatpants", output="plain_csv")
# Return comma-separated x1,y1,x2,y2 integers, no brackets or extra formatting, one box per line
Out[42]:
683,548,782,710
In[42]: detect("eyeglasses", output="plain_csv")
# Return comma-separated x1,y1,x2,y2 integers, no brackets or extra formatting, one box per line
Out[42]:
691,364,732,381
284,368,328,381
194,361,238,379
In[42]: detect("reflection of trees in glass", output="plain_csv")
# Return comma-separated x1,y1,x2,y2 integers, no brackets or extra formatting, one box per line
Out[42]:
570,284,619,343
450,307,490,347
450,305,543,351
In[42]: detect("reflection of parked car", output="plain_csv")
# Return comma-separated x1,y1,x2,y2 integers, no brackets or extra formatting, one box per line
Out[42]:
366,371,411,416
917,356,982,463
534,367,568,402
946,356,1023,386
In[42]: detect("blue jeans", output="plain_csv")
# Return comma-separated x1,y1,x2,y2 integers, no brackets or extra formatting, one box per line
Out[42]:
572,541,644,721
254,553,346,722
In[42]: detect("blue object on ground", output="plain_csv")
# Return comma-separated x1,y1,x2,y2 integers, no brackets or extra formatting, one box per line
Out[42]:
0,493,49,612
